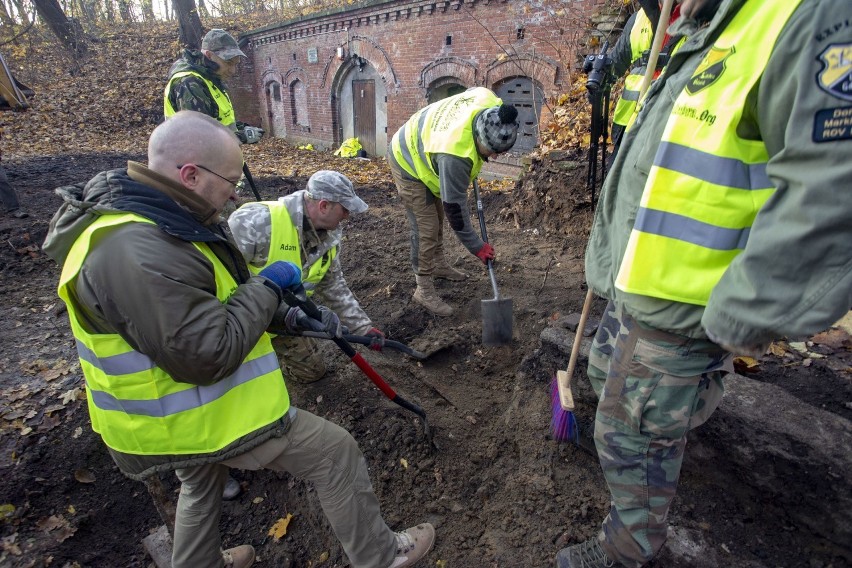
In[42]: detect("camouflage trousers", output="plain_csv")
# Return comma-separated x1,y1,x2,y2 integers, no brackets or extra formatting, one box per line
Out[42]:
272,335,327,383
586,301,731,567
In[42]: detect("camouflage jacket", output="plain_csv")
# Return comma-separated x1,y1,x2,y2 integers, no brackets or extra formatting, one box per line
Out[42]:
164,50,237,133
228,190,374,334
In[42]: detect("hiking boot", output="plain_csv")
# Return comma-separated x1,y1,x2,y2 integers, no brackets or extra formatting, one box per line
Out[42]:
8,209,28,219
388,523,435,567
412,276,453,316
432,264,468,281
555,536,617,567
222,544,255,568
222,475,242,500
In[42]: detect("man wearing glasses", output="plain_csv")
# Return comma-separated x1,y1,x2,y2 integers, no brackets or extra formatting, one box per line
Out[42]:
228,170,387,384
43,111,436,568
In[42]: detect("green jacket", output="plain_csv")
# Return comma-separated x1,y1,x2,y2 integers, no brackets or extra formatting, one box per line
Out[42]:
585,0,852,348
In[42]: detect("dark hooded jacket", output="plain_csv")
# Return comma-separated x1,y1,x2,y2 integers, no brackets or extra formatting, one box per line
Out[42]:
43,162,289,479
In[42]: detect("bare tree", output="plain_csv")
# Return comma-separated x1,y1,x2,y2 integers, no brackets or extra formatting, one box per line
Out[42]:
173,0,203,48
0,1,15,25
140,0,155,20
32,0,87,55
8,0,31,24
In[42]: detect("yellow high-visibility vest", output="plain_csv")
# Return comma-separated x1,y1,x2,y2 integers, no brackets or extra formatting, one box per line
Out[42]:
616,0,803,306
391,87,501,196
248,201,336,296
612,9,654,128
163,70,236,127
58,213,289,455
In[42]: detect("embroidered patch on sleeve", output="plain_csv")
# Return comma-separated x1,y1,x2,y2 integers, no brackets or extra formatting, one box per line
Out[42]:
813,106,852,142
816,43,852,101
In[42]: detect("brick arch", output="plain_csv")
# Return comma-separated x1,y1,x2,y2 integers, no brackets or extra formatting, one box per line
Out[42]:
419,57,477,88
347,35,399,94
282,66,305,86
484,53,562,98
321,39,398,94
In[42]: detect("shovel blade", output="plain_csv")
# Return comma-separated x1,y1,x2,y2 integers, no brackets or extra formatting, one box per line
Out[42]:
482,297,513,346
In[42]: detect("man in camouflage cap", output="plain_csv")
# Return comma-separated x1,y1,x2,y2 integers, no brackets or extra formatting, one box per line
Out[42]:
163,29,256,143
228,170,386,383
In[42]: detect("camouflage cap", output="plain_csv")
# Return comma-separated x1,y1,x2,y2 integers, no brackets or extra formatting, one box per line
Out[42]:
201,29,246,60
306,171,368,214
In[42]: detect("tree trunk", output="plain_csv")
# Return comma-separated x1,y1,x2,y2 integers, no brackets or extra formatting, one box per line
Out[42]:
140,0,155,21
0,1,15,25
9,0,30,24
31,0,87,56
173,0,203,49
117,0,132,22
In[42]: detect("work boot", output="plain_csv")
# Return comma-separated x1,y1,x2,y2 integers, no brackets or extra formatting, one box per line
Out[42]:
388,523,435,567
555,536,617,567
8,208,28,219
222,544,255,568
222,475,242,500
412,276,453,316
432,263,468,281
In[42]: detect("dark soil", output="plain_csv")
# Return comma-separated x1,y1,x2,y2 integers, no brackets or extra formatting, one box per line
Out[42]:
1,148,850,568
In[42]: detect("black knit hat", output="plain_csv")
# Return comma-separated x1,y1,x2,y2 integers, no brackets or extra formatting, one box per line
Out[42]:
474,104,520,153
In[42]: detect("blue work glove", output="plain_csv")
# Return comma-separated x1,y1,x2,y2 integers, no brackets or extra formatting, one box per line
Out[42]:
259,261,302,291
365,327,386,351
284,306,344,338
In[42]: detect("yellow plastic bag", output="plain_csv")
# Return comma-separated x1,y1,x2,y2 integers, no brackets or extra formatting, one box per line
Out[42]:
334,137,362,158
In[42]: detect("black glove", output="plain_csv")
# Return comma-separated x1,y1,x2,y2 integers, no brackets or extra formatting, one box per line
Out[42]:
284,306,344,338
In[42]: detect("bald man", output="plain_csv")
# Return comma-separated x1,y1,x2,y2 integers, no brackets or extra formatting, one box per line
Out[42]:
43,111,436,568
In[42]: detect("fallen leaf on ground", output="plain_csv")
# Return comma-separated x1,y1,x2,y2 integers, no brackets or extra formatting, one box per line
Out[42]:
733,356,760,373
74,469,96,484
811,328,850,350
268,513,294,540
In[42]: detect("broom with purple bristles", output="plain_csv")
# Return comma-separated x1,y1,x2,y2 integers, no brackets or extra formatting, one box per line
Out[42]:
550,289,593,443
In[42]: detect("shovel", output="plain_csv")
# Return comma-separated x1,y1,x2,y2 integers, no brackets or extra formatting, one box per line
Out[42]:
472,179,513,346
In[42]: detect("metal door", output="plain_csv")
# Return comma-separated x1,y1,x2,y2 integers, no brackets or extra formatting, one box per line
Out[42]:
352,79,376,156
495,78,543,153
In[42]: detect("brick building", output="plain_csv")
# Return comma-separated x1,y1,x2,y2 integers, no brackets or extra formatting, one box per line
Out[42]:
232,0,612,171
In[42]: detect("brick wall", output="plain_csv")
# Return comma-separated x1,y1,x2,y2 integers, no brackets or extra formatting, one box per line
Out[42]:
233,0,616,162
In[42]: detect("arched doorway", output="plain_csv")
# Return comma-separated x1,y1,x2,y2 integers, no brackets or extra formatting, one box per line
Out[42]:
264,80,286,137
333,57,388,158
427,79,466,104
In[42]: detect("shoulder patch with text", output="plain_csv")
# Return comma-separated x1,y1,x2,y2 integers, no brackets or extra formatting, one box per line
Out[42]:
816,43,852,101
813,106,852,143
686,46,735,94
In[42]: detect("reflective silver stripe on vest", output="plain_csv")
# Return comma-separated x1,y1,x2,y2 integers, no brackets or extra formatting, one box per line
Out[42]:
635,207,750,251
87,351,281,417
396,123,417,173
303,281,317,292
415,111,431,174
655,141,771,190
77,340,156,375
621,88,640,101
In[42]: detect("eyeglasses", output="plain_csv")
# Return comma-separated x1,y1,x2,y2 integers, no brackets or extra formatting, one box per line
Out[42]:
178,164,243,192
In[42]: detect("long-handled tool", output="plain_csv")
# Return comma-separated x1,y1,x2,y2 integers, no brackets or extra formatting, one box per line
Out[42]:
472,179,513,346
292,330,428,360
552,0,675,441
281,290,434,448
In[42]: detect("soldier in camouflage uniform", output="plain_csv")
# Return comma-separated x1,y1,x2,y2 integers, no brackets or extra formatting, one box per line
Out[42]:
557,0,852,566
163,29,251,143
228,171,385,383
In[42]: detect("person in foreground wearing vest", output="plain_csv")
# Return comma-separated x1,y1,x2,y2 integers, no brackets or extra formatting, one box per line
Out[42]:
164,29,258,145
42,111,436,568
556,0,852,566
388,87,519,316
228,170,386,383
